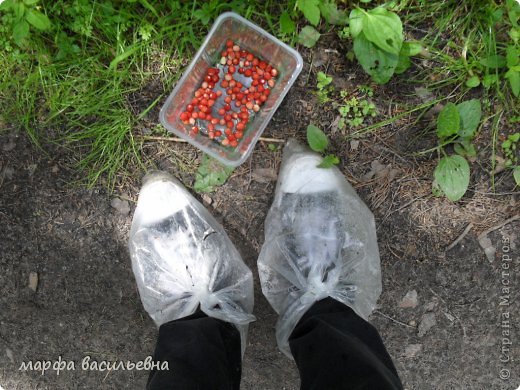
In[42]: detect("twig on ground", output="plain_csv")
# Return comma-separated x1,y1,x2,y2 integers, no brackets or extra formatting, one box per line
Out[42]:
374,310,416,329
477,215,519,241
445,223,473,251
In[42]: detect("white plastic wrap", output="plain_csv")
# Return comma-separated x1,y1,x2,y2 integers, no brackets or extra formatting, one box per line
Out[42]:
257,139,382,358
129,171,255,354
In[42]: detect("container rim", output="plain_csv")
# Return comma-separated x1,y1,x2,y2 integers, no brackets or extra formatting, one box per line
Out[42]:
159,11,304,167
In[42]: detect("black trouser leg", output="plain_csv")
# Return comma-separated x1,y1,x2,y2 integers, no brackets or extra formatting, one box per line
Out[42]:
147,309,242,390
289,297,403,390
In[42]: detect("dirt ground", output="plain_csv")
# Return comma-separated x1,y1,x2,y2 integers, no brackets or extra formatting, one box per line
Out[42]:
1,34,519,390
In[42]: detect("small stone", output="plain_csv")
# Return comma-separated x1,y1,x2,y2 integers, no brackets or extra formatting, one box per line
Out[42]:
51,165,59,174
350,140,360,151
6,348,14,363
110,198,130,216
399,290,418,309
418,312,436,337
202,194,212,206
404,344,422,358
444,312,455,322
252,168,277,183
478,235,496,262
408,320,417,327
28,272,38,292
424,300,437,312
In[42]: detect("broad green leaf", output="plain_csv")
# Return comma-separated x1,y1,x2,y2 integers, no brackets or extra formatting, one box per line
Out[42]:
13,20,29,45
0,0,14,11
25,8,51,30
394,54,411,74
479,55,506,69
362,7,403,55
454,139,477,158
349,9,363,38
400,41,422,56
297,0,321,26
318,154,340,168
319,0,347,25
434,155,470,201
13,2,25,20
193,155,234,193
353,32,398,84
307,124,328,152
513,166,520,186
298,25,320,48
506,45,520,67
280,11,296,34
466,75,480,88
456,99,481,138
505,69,520,97
436,103,460,139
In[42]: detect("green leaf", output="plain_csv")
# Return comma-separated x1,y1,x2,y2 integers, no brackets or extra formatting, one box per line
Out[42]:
506,45,520,67
193,154,234,193
12,20,29,45
298,25,320,48
434,155,470,201
318,154,340,168
456,99,481,138
109,45,139,70
394,54,411,74
482,74,499,88
0,0,14,11
454,139,476,158
319,0,347,25
297,0,321,26
353,32,399,84
513,166,520,186
479,55,506,69
25,8,51,30
466,75,480,88
280,11,296,34
307,124,328,152
348,9,363,38
23,0,40,5
505,69,520,97
436,103,460,139
13,2,25,20
362,7,403,55
400,41,422,56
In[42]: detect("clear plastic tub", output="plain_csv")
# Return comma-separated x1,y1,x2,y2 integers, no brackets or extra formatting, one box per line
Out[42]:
159,12,303,167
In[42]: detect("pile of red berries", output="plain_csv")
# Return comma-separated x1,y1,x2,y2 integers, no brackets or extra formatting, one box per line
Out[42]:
177,40,278,148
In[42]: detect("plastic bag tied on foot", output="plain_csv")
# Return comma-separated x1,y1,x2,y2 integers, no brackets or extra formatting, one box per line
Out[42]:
257,139,382,358
129,171,255,353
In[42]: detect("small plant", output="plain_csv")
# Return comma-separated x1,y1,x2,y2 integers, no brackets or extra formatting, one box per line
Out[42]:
344,6,422,84
290,0,347,48
0,0,52,47
193,154,234,193
501,133,520,186
306,124,339,168
335,88,376,129
316,71,333,103
431,99,482,201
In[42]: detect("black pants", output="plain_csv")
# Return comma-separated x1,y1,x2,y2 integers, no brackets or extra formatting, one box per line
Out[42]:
147,298,403,390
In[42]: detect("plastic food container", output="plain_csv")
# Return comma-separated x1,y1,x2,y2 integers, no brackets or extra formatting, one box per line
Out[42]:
159,12,303,167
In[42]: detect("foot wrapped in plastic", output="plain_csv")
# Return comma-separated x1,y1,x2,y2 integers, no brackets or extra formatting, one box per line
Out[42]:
129,171,255,354
257,139,382,358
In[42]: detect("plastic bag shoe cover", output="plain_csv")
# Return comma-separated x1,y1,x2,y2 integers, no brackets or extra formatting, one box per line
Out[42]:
129,171,255,353
257,139,382,358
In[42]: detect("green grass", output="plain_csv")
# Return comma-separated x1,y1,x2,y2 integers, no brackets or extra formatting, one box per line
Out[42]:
0,0,296,188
